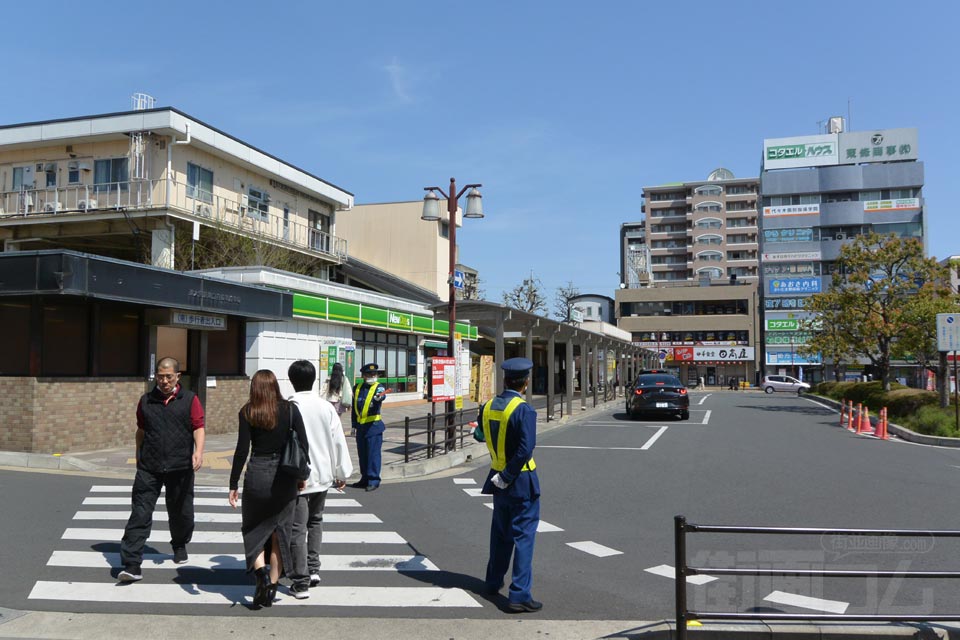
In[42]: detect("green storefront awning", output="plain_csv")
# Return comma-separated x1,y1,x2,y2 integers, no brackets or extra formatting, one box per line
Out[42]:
423,340,449,349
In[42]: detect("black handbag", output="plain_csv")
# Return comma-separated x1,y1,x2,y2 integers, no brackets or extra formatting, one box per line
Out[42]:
279,403,311,480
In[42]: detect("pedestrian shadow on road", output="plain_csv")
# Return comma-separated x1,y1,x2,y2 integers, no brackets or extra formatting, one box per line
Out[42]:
398,543,518,613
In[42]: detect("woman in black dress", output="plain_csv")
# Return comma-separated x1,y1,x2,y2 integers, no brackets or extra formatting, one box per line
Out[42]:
228,370,308,608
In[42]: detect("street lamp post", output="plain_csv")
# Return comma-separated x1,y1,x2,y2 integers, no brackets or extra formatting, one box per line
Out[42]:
422,178,483,450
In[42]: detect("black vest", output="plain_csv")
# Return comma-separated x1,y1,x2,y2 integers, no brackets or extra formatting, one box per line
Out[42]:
138,386,197,473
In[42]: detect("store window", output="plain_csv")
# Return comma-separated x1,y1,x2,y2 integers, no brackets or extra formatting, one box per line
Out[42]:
208,319,244,375
0,301,31,375
42,301,89,376
352,329,418,392
98,304,140,376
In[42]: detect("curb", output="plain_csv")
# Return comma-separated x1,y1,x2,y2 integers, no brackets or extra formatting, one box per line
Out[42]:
0,451,100,472
633,620,958,639
814,394,960,448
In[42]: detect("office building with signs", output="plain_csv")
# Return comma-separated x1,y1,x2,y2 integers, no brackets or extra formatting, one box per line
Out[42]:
760,121,924,381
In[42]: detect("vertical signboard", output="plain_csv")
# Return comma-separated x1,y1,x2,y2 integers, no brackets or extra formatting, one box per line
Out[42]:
431,356,456,402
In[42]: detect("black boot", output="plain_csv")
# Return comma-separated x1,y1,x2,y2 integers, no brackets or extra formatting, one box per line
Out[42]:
263,581,278,607
253,567,269,608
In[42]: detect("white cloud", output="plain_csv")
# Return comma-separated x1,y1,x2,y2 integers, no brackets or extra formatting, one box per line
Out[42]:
384,57,413,104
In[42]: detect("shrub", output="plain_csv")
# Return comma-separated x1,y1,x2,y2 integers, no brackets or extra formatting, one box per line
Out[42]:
885,388,939,418
901,406,957,438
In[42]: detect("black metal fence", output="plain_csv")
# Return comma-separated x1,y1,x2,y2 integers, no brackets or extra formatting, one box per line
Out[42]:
399,407,476,463
674,515,960,639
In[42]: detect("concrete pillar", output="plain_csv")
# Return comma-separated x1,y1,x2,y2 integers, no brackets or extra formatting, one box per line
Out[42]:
525,324,534,404
495,311,505,392
580,337,588,411
547,330,556,419
151,227,175,269
565,337,574,416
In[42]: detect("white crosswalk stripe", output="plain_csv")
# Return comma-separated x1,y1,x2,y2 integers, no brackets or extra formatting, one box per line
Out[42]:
72,510,382,524
30,484,480,609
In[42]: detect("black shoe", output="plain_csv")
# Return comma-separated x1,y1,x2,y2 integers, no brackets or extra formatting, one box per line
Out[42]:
483,582,503,595
252,567,270,608
349,481,367,489
290,583,310,599
508,599,543,613
309,573,321,587
118,565,142,582
365,485,379,492
173,547,188,564
264,582,279,607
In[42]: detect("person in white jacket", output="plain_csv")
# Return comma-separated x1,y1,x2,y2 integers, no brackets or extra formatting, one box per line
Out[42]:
287,360,354,599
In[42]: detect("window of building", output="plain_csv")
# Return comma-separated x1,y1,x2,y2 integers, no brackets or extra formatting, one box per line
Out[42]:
440,221,449,239
45,166,57,188
697,267,723,279
695,234,723,245
695,201,722,212
98,304,140,376
696,250,723,262
695,185,722,196
727,201,756,211
870,221,923,238
187,163,214,203
823,191,857,203
695,218,722,229
650,207,686,218
650,191,687,201
726,185,755,195
246,187,270,221
93,158,129,192
352,329,418,392
309,208,332,252
67,162,81,185
0,300,31,375
42,301,89,376
727,234,756,244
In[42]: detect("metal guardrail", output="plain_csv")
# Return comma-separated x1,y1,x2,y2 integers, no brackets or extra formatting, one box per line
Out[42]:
401,407,475,463
674,515,960,638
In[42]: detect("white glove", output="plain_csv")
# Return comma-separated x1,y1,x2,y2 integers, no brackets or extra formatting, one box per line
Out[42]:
491,473,509,490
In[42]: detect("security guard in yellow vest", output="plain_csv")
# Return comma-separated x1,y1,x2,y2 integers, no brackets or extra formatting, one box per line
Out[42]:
351,362,386,492
474,357,542,613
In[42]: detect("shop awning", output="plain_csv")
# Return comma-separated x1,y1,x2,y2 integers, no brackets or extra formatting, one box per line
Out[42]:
423,340,449,349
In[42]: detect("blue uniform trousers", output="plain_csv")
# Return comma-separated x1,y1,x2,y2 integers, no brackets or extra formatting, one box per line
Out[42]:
486,491,540,603
355,424,383,487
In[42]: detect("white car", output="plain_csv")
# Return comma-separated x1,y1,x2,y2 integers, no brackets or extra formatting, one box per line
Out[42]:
762,375,811,395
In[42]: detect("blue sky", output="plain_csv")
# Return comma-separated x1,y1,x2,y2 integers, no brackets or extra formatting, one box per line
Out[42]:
2,1,957,309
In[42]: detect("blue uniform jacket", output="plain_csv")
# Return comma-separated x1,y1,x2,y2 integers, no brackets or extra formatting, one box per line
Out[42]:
352,382,386,435
478,390,541,499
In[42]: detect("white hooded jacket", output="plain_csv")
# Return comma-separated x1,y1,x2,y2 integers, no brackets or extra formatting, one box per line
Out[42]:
291,391,353,494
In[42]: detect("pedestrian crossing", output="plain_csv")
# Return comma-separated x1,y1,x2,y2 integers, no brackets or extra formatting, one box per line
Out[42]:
29,484,482,609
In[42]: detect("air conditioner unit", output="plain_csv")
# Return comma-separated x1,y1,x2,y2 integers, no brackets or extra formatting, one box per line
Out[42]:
835,232,846,241
78,199,98,211
77,162,92,172
43,162,57,172
43,202,61,213
196,204,212,217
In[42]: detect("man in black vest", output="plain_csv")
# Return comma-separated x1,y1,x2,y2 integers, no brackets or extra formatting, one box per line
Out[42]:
118,357,205,582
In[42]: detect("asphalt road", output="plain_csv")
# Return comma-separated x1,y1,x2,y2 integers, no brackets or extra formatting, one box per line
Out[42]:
6,390,960,621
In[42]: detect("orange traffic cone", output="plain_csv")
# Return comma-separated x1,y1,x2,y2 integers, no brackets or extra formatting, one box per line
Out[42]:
855,403,864,433
846,400,856,431
862,406,875,435
879,407,889,440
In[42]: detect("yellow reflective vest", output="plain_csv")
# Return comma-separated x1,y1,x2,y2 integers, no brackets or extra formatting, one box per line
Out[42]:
481,396,536,472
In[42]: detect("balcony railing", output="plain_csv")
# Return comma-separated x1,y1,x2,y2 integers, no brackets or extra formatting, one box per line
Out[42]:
0,179,347,262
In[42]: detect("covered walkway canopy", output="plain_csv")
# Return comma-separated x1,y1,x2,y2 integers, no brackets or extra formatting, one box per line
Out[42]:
430,300,658,415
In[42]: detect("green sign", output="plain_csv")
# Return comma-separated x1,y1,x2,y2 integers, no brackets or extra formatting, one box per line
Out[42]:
766,142,835,160
388,311,413,330
765,331,813,345
766,319,799,331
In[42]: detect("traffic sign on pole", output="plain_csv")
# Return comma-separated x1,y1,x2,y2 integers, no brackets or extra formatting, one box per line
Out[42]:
937,314,960,352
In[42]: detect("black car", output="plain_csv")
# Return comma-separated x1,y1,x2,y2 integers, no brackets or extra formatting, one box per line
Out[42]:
626,373,689,420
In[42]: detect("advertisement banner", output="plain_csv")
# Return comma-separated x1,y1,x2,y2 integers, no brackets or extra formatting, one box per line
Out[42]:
763,134,839,170
764,296,808,310
766,319,800,331
478,355,495,404
763,228,815,243
765,351,822,365
768,278,821,295
693,346,754,362
839,129,918,164
430,356,456,402
674,347,695,362
766,332,814,345
762,204,821,217
863,198,921,213
763,251,822,263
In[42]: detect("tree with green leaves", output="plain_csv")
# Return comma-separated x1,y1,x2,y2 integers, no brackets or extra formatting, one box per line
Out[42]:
503,273,547,314
799,232,955,391
554,281,580,320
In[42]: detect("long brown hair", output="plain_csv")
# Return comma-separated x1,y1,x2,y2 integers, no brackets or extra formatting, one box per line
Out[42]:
243,370,285,430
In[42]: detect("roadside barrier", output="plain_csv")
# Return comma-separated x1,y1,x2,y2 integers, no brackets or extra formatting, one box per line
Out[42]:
855,402,864,433
673,514,960,638
878,407,889,440
839,400,848,428
845,400,856,431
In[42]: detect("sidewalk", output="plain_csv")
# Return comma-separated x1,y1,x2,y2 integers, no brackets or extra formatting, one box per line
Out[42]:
0,392,616,484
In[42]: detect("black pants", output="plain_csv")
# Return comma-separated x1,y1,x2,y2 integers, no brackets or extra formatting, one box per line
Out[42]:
120,467,195,568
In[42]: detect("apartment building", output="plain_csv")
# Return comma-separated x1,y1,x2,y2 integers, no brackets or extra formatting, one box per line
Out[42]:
640,168,760,285
760,124,923,381
0,102,353,274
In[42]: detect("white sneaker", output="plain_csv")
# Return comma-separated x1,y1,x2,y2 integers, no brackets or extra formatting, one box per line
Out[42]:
309,574,321,587
118,566,142,582
291,584,310,599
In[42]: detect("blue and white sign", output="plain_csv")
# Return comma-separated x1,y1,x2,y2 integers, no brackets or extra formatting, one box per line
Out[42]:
765,351,822,365
768,277,821,295
658,350,668,363
453,270,465,290
937,314,960,352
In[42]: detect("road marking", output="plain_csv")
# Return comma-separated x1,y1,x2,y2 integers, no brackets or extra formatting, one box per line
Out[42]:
566,541,623,557
763,590,849,614
462,488,485,497
47,550,438,571
72,511,382,524
644,564,717,585
640,426,668,450
28,581,481,607
62,528,407,544
478,505,563,532
702,410,711,425
538,445,654,451
81,497,361,508
453,478,476,485
87,485,347,495
698,394,712,405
